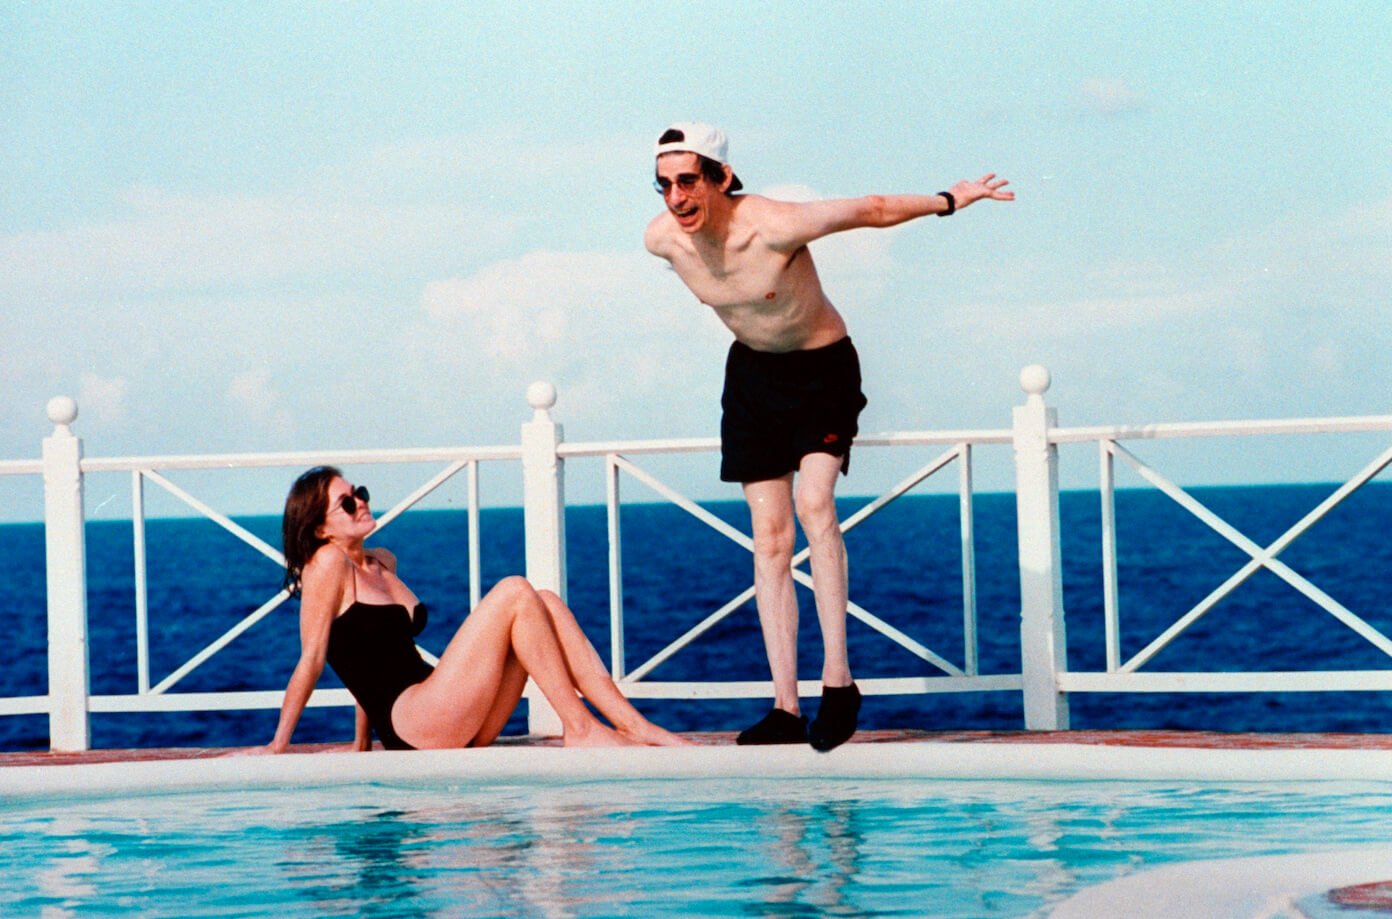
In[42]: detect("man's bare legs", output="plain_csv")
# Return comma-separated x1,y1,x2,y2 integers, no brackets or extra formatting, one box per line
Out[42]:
793,452,852,689
739,454,860,748
743,474,801,716
795,453,861,750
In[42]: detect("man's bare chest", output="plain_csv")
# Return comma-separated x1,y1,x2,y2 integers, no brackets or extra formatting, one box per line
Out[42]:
669,248,791,311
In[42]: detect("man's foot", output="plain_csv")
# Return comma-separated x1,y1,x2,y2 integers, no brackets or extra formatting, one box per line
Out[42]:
736,708,808,745
808,682,861,752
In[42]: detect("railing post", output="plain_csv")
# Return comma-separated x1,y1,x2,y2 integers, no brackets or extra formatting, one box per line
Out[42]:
521,382,566,735
42,396,92,751
1012,366,1070,730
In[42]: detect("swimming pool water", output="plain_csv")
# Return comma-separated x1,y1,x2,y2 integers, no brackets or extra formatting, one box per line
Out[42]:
6,778,1392,917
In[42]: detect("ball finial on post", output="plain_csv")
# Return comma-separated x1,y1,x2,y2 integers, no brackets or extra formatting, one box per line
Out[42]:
1019,365,1051,401
46,396,78,437
526,381,557,421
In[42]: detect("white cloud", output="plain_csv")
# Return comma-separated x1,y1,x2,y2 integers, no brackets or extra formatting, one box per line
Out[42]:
1309,340,1342,376
410,248,733,440
419,248,726,358
863,188,1392,433
227,368,294,438
412,207,905,435
1079,78,1148,115
0,126,668,316
312,128,653,204
76,372,129,427
946,279,1233,339
0,187,522,303
1223,193,1392,284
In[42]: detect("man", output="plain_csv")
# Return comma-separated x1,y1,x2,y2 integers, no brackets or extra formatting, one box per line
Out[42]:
644,122,1013,750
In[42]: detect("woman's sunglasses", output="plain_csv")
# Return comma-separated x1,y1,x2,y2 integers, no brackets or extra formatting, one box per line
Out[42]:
333,485,370,516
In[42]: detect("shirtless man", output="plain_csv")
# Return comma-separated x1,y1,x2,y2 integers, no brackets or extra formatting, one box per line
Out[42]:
644,122,1014,750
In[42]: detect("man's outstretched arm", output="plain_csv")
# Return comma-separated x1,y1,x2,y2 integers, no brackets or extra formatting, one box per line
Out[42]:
760,173,1014,250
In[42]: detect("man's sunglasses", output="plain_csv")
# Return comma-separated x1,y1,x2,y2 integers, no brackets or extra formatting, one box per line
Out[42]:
334,485,370,516
653,173,702,194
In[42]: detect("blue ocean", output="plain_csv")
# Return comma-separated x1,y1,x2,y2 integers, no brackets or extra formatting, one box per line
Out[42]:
3,483,1391,752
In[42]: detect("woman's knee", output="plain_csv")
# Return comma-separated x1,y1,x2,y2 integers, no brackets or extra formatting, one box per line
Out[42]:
491,575,536,603
477,575,544,624
536,590,584,633
536,588,572,617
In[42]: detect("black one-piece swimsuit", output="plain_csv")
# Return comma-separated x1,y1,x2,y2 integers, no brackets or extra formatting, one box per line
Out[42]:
325,600,432,750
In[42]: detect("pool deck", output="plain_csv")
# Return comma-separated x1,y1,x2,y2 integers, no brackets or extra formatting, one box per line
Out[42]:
5,730,1392,798
7,728,1392,769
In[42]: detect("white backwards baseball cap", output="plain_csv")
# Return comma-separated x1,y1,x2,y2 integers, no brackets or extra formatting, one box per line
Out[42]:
654,122,743,192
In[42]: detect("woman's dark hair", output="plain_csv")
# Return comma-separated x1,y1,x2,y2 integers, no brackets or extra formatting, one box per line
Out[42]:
282,465,341,595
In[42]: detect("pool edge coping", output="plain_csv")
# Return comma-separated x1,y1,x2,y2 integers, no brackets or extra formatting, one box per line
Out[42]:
6,741,1392,800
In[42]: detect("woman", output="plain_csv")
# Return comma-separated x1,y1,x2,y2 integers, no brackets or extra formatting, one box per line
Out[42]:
260,465,688,752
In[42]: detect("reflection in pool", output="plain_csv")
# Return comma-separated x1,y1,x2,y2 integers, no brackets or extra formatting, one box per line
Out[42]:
6,778,1392,917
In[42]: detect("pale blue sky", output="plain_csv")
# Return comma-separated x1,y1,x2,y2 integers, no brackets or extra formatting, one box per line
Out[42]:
2,2,1389,518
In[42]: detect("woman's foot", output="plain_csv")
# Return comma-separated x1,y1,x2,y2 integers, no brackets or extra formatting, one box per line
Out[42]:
563,720,639,748
620,721,695,746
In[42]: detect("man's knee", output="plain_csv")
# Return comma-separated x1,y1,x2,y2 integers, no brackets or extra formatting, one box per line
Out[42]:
750,514,796,563
794,485,839,537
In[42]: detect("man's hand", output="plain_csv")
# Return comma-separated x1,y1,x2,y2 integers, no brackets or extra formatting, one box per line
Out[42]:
950,173,1014,209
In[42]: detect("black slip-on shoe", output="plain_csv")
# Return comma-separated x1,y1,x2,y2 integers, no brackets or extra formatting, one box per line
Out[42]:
808,682,861,752
736,708,809,745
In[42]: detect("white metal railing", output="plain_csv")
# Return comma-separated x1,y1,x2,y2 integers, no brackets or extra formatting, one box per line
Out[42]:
520,383,1022,732
123,454,503,703
1056,406,1392,697
552,429,1016,705
19,394,518,749
9,366,1392,751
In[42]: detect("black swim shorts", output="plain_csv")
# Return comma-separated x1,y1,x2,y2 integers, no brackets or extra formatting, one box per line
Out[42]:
719,336,868,483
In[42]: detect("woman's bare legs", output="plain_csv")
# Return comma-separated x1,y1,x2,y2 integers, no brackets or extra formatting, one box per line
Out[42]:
534,590,692,746
466,649,528,747
392,576,632,748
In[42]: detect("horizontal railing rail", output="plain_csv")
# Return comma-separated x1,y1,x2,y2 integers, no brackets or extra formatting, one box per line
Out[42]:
1051,415,1392,444
80,443,523,472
